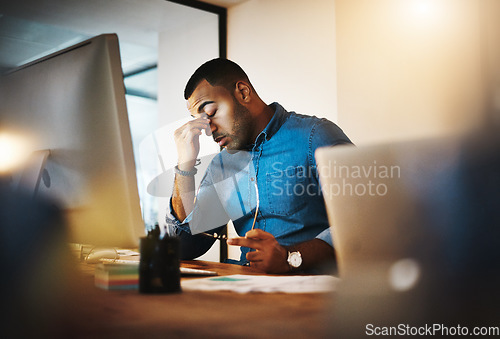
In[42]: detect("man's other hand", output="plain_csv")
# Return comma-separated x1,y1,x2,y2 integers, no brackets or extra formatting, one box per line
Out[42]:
227,229,290,274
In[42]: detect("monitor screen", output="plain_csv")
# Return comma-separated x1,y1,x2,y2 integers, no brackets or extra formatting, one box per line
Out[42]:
0,34,145,248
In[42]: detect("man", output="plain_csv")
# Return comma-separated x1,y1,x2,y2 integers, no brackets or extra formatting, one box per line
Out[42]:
166,58,352,273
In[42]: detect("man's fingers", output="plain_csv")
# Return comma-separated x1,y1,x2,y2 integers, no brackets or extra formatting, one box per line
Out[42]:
175,120,211,143
191,118,211,137
205,122,212,136
182,127,202,140
227,229,277,251
245,228,275,240
227,237,263,250
176,118,209,133
246,250,262,262
186,120,210,133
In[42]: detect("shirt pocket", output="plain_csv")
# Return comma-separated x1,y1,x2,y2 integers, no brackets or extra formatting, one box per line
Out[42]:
265,166,308,216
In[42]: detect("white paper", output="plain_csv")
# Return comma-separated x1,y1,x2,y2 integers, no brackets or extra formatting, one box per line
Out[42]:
181,274,339,293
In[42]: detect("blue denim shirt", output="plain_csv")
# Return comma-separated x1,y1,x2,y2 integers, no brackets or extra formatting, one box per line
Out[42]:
166,102,352,263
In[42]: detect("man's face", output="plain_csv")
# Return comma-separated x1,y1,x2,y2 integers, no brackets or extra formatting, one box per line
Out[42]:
187,80,254,150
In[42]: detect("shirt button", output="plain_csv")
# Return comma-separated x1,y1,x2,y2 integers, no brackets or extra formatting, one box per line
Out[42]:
250,177,255,181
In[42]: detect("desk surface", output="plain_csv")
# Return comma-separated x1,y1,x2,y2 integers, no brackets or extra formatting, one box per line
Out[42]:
61,260,334,338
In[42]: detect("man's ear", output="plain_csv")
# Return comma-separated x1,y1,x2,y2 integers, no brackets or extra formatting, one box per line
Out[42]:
234,81,252,104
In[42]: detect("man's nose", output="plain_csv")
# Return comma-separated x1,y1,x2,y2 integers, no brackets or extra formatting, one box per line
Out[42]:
209,120,217,134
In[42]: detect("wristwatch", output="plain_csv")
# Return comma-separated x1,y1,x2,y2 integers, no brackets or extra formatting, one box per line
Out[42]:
287,251,302,269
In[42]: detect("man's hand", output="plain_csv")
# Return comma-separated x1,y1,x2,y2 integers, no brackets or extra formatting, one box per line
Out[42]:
227,229,290,274
173,116,211,170
171,116,211,221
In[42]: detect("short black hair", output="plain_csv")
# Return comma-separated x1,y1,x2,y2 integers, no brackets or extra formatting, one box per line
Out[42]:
184,58,251,100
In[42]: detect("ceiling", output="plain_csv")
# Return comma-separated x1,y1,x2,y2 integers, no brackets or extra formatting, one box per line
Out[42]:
0,0,245,99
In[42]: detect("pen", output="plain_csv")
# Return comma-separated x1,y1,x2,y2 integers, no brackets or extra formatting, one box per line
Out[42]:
251,179,259,230
147,223,161,239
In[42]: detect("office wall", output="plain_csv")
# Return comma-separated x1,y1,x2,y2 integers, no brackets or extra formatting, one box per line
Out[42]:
335,0,485,145
228,0,491,145
227,0,339,123
481,0,500,123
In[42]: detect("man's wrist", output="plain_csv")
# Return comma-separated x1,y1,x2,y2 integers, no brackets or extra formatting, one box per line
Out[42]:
282,245,303,272
175,165,197,176
177,158,201,172
287,250,303,271
177,162,196,172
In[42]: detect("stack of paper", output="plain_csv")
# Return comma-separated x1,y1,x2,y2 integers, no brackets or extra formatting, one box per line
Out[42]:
94,263,139,290
181,274,339,293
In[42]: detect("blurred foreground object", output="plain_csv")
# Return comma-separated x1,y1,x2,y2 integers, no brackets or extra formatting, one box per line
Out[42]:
0,177,71,338
317,126,500,337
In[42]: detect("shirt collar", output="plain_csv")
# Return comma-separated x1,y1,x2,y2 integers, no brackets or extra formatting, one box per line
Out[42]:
253,102,289,147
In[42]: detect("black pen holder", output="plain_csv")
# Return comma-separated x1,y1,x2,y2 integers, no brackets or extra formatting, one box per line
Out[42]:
139,236,181,294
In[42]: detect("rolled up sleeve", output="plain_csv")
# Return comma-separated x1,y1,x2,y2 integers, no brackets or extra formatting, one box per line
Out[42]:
315,228,333,247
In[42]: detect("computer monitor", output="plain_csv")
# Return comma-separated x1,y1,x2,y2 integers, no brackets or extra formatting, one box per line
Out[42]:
0,34,145,248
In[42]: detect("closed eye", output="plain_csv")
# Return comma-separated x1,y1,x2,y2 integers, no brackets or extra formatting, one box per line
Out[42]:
199,102,217,117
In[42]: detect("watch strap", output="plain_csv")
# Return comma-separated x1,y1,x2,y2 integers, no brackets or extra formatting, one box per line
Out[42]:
174,165,198,176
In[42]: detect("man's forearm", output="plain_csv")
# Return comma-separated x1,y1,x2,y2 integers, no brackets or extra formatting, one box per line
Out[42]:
171,173,196,222
284,238,336,272
171,114,210,221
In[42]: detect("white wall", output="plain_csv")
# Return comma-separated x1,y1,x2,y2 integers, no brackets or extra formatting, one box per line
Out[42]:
228,0,495,147
481,0,500,123
228,0,338,123
335,0,486,145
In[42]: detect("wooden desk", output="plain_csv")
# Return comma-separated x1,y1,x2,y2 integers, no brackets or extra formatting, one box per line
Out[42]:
61,261,334,338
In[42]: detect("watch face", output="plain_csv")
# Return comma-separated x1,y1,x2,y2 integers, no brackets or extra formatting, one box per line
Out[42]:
289,252,302,268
